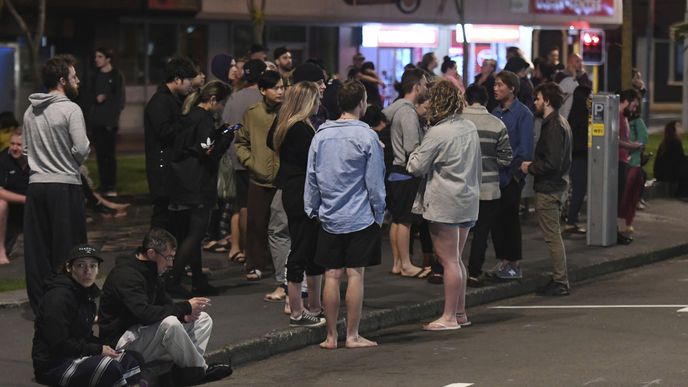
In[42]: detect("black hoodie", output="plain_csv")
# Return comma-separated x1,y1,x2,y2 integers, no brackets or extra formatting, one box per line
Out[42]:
98,254,192,347
32,274,101,374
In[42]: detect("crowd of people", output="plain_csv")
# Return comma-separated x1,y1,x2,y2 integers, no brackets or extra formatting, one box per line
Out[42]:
1,41,686,386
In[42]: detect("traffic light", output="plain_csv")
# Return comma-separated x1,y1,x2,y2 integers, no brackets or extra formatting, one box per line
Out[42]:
580,29,605,65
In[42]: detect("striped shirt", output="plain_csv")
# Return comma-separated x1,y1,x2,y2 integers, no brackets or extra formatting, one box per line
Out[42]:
461,105,513,200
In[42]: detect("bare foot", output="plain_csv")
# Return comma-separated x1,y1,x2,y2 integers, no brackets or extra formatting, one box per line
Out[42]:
0,256,9,265
320,336,338,350
345,335,378,348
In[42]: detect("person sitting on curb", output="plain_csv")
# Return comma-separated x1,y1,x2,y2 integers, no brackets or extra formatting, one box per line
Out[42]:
98,228,232,386
0,131,29,265
32,244,144,387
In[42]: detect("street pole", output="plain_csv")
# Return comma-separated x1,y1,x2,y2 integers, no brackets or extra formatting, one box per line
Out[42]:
684,0,688,128
643,0,654,124
622,0,633,89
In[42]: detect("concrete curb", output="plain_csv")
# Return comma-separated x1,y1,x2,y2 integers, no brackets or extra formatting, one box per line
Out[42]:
205,242,688,367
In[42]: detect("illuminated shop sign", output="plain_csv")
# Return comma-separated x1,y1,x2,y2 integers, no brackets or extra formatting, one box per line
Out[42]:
531,0,614,16
362,24,439,48
454,25,521,44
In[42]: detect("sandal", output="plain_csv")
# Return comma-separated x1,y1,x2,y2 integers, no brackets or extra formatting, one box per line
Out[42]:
228,251,246,263
246,269,263,281
401,267,431,279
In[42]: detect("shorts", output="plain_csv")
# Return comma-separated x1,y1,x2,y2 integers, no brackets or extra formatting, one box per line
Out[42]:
431,219,476,229
314,223,382,269
235,170,249,208
387,177,421,224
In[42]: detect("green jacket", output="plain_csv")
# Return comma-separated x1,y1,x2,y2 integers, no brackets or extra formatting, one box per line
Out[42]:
234,101,280,187
629,118,648,167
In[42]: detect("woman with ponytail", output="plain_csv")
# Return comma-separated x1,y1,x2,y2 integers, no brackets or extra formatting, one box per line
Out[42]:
165,81,234,297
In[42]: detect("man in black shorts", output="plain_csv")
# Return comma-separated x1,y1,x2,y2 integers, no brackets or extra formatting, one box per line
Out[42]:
382,68,430,278
304,80,386,349
0,131,29,264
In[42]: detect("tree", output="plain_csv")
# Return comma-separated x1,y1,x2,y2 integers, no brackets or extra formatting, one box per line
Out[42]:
2,0,46,89
247,0,266,45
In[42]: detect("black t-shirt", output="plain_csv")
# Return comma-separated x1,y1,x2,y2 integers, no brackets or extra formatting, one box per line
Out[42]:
0,150,29,195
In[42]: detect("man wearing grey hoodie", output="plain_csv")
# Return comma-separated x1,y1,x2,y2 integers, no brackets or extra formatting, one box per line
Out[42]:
22,54,90,314
382,68,429,279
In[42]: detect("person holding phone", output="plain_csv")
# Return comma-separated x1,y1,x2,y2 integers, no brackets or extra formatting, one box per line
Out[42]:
165,81,235,298
32,245,143,387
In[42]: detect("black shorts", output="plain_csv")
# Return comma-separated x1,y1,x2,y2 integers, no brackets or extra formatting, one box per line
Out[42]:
314,223,382,269
235,170,249,208
387,177,421,224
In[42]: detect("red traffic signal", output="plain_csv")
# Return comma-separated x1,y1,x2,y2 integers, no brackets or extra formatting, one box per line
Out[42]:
580,29,605,65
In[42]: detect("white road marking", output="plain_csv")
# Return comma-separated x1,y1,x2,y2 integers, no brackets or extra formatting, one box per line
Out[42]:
641,379,662,387
582,377,606,385
490,305,688,313
442,384,474,387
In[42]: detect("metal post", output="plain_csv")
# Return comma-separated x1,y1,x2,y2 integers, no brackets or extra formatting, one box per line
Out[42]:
643,0,654,124
683,0,688,129
587,94,620,247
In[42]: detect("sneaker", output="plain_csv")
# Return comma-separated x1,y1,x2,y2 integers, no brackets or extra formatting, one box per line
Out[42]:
536,280,570,296
200,363,233,384
289,311,326,328
307,309,325,319
617,232,633,245
495,264,522,280
467,276,484,288
483,262,505,278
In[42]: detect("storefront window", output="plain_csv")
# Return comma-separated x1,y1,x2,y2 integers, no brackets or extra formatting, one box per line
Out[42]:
148,23,178,84
118,23,146,85
179,24,207,72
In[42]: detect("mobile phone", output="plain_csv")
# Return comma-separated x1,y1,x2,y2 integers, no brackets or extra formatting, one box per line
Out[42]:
221,123,242,135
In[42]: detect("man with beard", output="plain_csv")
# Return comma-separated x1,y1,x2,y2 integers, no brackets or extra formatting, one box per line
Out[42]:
144,56,197,230
273,46,293,81
22,54,90,314
520,82,572,296
616,89,644,245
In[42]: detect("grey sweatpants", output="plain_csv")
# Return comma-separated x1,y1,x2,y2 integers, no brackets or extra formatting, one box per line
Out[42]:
268,189,290,285
115,312,212,370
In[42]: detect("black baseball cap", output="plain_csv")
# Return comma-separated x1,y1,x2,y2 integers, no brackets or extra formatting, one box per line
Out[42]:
67,244,104,263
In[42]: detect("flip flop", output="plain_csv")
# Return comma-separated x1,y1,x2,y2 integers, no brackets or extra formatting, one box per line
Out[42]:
246,269,263,281
228,251,246,263
423,321,461,331
401,267,431,279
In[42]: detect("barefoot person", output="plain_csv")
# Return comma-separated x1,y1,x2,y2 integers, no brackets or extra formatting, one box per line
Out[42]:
407,80,482,330
305,80,385,349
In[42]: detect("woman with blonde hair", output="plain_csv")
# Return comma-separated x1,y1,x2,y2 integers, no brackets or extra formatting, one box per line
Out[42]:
407,80,482,330
271,81,327,327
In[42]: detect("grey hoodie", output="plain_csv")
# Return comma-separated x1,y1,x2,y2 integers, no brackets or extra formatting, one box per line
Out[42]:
23,93,90,185
383,99,423,168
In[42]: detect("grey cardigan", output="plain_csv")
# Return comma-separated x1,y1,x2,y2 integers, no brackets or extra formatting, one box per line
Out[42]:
406,114,482,224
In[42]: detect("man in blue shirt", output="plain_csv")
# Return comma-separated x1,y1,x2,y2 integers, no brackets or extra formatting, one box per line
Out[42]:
305,80,385,350
490,71,534,280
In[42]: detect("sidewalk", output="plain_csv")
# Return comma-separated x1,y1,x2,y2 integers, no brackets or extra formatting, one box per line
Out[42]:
1,199,687,374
